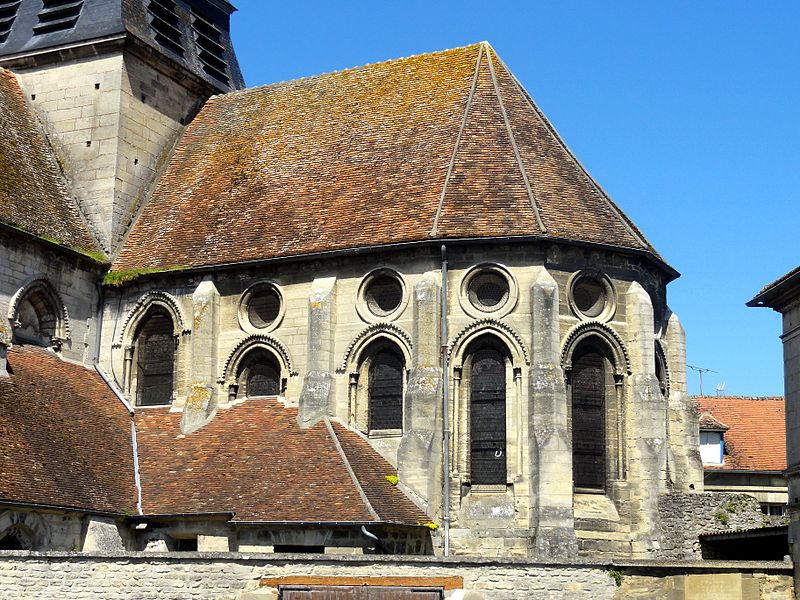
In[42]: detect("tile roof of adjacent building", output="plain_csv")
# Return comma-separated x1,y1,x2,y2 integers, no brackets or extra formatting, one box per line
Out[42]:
114,43,670,276
134,399,428,525
748,264,800,310
0,69,100,256
696,396,786,472
0,345,136,514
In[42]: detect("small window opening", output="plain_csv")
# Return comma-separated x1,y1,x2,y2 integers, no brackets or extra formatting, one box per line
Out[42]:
273,545,324,554
174,537,197,552
470,346,507,485
0,532,24,550
147,0,184,56
33,0,84,35
30,93,35,100
134,309,175,407
94,82,100,90
85,140,91,147
0,1,22,44
237,348,281,398
14,287,59,346
191,8,229,85
368,349,404,431
365,274,403,317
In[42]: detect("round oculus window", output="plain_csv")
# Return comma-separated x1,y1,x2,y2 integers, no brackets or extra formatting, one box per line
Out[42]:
365,275,403,317
468,272,510,311
572,276,607,318
246,287,281,329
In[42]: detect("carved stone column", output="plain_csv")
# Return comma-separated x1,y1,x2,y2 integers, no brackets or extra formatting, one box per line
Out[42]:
181,278,220,435
298,277,337,428
528,267,578,558
397,272,443,515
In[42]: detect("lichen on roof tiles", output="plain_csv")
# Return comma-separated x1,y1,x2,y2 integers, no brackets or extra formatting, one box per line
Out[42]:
113,42,662,274
0,69,101,257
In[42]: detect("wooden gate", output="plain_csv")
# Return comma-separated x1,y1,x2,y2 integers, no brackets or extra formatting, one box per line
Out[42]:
280,586,443,599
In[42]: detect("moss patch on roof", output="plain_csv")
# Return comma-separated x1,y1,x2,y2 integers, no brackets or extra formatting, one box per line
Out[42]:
0,69,100,257
114,43,661,273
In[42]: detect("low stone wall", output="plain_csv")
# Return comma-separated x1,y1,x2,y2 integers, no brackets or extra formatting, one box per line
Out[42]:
659,492,776,559
0,552,792,600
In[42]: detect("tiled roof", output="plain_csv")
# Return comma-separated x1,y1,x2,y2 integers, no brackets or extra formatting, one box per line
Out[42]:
114,42,662,273
134,399,428,525
696,396,786,471
332,424,428,525
0,69,99,256
748,264,800,309
0,345,136,514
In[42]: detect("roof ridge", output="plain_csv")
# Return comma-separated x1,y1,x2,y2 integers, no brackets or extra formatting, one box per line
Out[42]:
485,46,546,234
209,42,485,102
489,49,653,252
431,43,484,236
324,417,379,522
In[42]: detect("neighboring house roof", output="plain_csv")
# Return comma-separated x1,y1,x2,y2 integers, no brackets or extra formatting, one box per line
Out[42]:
0,69,99,255
748,264,800,310
0,345,137,514
134,399,428,525
696,396,786,472
114,42,669,276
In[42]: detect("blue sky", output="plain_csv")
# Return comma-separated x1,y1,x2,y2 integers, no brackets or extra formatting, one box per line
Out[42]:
229,1,798,397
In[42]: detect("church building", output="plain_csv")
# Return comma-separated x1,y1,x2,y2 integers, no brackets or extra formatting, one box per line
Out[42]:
0,0,703,559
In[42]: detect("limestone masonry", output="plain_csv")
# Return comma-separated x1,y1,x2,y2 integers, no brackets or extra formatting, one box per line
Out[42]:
0,0,787,598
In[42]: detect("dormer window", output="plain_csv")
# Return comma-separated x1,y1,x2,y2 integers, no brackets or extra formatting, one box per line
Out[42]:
32,0,84,36
191,8,229,85
699,431,724,465
0,1,22,44
148,0,184,57
698,411,729,466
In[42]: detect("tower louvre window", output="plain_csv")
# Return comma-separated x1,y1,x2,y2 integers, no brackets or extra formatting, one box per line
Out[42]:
32,0,83,36
191,9,229,85
147,0,184,56
0,1,21,44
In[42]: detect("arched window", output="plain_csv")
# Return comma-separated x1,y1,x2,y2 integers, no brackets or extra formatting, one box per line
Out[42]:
134,308,175,406
237,348,281,397
10,280,65,347
368,349,404,430
470,346,507,485
571,350,606,491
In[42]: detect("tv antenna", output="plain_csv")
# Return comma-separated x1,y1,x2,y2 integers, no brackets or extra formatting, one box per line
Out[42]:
715,382,726,395
688,365,717,397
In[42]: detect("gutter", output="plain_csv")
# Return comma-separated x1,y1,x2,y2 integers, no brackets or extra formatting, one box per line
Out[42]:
107,235,680,286
94,280,142,516
441,245,451,556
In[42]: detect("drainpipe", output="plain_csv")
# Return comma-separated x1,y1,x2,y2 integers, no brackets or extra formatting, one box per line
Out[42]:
94,281,143,515
441,245,451,556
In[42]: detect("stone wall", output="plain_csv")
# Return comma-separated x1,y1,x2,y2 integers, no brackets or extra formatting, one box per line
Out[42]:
0,552,791,600
658,492,772,559
0,230,100,365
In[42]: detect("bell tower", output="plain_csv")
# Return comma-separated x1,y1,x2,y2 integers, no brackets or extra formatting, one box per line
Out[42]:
0,0,243,253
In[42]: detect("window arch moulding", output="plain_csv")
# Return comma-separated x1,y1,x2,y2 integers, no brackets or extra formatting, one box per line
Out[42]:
560,320,631,380
7,277,70,349
116,291,189,349
338,323,412,375
448,318,530,368
220,334,296,401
